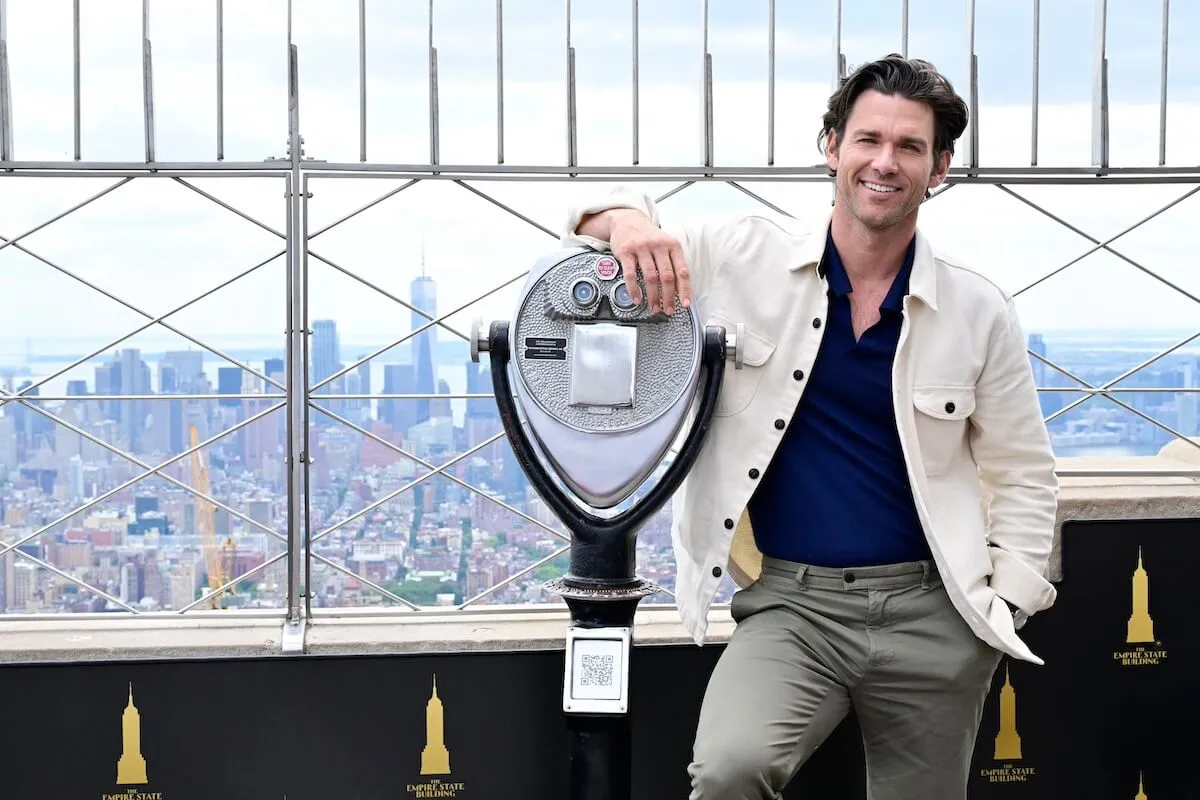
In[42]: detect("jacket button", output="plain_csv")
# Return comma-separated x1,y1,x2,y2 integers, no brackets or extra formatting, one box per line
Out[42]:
774,419,785,430
812,318,822,329
793,369,804,381
945,401,956,413
712,566,723,578
724,518,734,529
748,468,760,479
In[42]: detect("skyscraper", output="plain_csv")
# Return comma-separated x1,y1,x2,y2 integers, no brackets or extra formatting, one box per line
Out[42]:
411,275,437,425
311,320,342,416
311,320,341,387
382,363,418,435
1026,333,1062,421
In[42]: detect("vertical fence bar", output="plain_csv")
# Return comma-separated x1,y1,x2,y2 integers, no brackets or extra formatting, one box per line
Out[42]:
358,0,367,162
300,172,312,626
496,0,505,163
216,0,224,161
284,43,310,647
73,0,82,160
901,0,909,58
965,0,978,170
832,0,843,204
702,0,713,168
767,0,775,166
566,0,577,168
1158,0,1170,166
834,0,845,83
1092,0,1109,169
1031,0,1040,166
0,0,11,162
141,0,155,163
429,0,440,166
631,0,639,165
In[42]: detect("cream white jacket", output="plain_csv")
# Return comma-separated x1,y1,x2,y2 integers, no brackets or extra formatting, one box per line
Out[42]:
561,187,1060,665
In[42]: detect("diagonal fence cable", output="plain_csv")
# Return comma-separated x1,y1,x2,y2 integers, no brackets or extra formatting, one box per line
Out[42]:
0,245,287,406
1003,184,1200,300
1028,353,1200,453
1041,329,1200,425
310,431,510,545
0,391,287,558
312,405,568,543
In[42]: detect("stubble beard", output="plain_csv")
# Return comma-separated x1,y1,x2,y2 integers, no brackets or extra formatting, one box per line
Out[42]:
837,169,926,232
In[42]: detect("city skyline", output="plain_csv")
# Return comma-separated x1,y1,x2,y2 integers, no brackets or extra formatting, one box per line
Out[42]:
0,267,1195,616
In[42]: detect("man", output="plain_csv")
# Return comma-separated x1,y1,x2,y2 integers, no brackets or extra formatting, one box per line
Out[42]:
560,54,1058,799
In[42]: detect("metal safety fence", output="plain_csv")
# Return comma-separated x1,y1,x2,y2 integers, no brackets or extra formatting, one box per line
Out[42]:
0,0,1197,633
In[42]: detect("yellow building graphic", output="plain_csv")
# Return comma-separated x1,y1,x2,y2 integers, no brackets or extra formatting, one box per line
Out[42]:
1126,547,1155,644
420,675,451,776
993,664,1022,761
116,683,148,785
1135,770,1148,799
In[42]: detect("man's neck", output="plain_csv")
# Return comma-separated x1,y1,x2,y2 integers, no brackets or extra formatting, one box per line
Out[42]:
829,207,916,283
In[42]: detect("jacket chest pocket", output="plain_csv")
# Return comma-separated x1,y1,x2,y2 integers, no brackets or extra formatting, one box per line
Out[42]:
912,386,976,475
710,315,777,417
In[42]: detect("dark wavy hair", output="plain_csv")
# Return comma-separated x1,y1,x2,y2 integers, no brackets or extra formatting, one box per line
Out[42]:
819,54,968,175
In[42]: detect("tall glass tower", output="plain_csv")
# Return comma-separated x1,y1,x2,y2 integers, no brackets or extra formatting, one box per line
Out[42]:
411,275,437,425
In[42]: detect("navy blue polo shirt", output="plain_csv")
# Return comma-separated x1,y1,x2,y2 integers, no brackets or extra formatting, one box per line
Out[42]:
746,231,930,568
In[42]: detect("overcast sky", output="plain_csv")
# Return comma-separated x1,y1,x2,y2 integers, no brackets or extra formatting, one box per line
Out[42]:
0,0,1198,365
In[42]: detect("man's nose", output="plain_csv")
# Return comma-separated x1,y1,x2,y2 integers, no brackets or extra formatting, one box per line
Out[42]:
871,145,898,173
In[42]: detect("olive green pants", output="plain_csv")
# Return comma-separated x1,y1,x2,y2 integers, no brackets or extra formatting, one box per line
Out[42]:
688,557,1003,799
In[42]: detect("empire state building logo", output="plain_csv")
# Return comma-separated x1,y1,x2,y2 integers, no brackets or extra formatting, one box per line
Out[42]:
1127,547,1155,643
421,675,451,776
407,675,466,798
979,663,1036,785
1114,547,1168,667
993,666,1022,762
116,683,148,785
102,683,165,799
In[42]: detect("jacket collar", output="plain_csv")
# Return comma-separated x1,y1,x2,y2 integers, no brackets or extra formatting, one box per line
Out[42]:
790,212,939,311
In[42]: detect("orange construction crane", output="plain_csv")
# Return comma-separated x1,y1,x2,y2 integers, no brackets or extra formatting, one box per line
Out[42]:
188,424,225,609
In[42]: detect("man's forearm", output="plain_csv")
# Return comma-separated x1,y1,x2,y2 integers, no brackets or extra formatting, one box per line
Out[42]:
576,207,647,242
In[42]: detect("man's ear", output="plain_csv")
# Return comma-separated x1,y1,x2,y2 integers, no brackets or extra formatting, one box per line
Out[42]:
928,149,951,191
824,131,839,173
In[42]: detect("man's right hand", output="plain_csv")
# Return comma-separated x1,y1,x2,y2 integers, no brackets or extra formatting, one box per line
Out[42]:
578,208,692,315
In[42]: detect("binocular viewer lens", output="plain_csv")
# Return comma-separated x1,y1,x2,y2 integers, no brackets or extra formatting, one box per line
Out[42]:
570,278,600,309
611,282,638,311
568,276,641,313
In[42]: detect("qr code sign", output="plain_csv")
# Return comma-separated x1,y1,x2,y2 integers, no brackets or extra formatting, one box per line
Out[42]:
579,653,616,687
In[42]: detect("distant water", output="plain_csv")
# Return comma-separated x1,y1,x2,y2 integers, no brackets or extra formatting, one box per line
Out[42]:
3,341,478,425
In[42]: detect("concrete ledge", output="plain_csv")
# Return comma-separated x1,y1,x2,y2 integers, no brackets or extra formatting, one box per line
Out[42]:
1052,454,1200,581
0,606,736,665
306,605,734,655
0,613,287,663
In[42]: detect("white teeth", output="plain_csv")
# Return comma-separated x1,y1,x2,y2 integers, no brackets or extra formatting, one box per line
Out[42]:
863,181,898,193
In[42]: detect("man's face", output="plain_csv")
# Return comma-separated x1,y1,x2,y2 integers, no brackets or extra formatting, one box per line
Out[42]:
825,89,951,232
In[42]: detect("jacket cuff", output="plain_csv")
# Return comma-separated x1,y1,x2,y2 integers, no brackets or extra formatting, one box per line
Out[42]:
561,188,661,248
989,545,1057,615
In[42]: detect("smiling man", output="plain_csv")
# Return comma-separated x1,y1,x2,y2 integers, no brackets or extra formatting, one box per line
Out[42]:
561,55,1058,799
